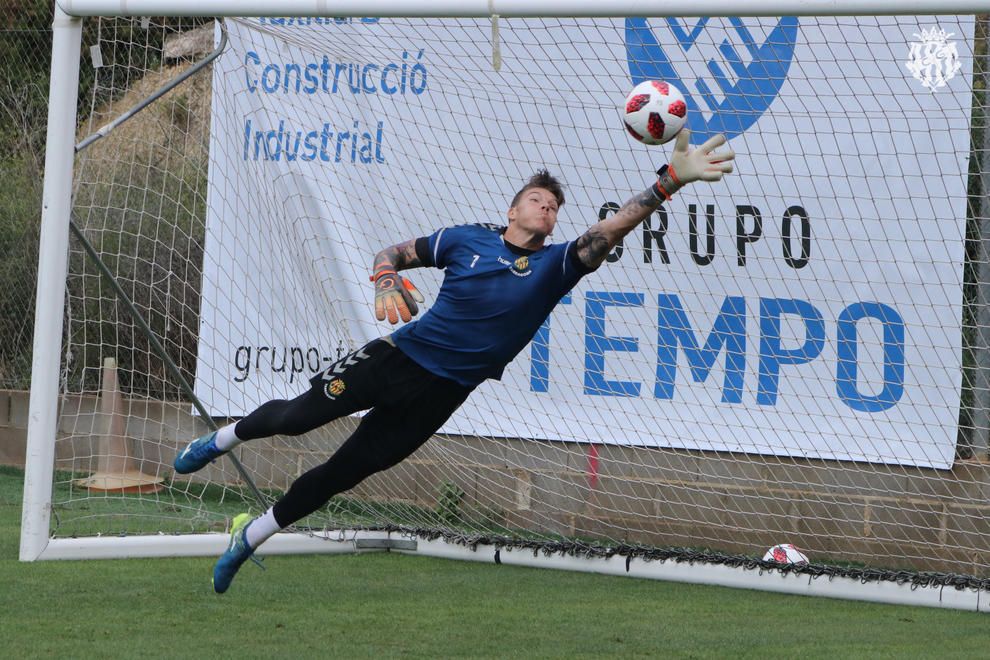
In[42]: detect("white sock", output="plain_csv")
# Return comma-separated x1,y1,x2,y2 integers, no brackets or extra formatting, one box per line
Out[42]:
214,422,243,452
245,507,282,550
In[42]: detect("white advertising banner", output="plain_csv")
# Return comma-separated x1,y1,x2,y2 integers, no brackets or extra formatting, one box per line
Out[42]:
197,16,974,469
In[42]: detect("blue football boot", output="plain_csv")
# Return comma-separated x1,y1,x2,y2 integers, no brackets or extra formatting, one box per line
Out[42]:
173,431,224,474
213,513,264,594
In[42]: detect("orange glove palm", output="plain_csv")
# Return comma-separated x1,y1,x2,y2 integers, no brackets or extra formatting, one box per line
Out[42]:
372,268,425,324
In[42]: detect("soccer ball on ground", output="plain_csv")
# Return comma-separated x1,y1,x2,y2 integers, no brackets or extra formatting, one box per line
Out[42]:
623,80,688,145
763,543,810,566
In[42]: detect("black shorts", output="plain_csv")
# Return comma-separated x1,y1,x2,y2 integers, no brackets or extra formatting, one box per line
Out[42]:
238,337,476,442
307,337,475,418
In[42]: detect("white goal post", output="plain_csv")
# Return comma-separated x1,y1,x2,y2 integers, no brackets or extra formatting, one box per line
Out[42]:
22,0,990,612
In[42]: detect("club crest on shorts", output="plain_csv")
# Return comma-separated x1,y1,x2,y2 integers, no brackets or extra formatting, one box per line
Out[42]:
324,378,346,399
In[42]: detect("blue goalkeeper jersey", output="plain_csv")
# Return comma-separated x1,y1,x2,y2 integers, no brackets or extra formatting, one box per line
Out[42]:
390,223,595,386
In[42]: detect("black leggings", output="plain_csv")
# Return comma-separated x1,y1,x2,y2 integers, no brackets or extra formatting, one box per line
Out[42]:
235,339,474,528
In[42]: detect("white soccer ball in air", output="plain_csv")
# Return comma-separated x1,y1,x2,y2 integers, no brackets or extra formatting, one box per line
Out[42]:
623,80,688,145
763,543,809,566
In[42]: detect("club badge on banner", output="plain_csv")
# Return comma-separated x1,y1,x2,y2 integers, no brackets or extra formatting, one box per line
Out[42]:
196,16,974,469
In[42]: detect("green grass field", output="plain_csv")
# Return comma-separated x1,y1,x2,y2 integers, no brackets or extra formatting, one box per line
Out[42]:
1,466,987,659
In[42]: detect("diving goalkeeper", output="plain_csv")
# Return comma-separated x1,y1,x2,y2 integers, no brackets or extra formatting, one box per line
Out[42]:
174,129,734,593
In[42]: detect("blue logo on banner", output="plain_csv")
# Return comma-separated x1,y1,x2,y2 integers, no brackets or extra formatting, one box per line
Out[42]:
625,17,799,142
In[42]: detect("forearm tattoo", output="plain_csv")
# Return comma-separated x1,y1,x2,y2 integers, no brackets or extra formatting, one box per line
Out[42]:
629,188,665,213
575,225,611,268
575,188,662,270
610,188,664,235
373,238,422,273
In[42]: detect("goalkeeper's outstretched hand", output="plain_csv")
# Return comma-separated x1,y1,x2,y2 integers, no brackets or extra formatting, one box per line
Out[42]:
653,129,735,200
372,268,425,324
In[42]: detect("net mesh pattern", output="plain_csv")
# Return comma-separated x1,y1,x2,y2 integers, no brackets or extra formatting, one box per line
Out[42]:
49,15,990,588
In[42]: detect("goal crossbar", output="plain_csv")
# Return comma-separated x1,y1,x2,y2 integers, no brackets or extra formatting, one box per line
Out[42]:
55,0,990,19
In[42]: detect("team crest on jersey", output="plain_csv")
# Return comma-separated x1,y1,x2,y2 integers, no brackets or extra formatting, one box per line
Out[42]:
324,378,346,399
503,254,532,277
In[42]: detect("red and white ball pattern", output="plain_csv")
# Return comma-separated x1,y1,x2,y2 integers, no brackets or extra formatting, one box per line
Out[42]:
623,80,687,146
763,543,809,566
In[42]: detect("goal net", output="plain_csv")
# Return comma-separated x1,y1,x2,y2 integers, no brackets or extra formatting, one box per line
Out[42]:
28,10,990,598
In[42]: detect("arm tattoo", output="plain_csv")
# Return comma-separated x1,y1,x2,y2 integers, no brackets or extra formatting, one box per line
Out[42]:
626,188,664,213
607,188,663,234
373,238,422,273
575,188,662,270
575,225,611,269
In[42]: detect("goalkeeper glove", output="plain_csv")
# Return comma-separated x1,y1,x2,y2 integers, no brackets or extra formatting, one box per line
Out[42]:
652,129,735,202
371,267,425,324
